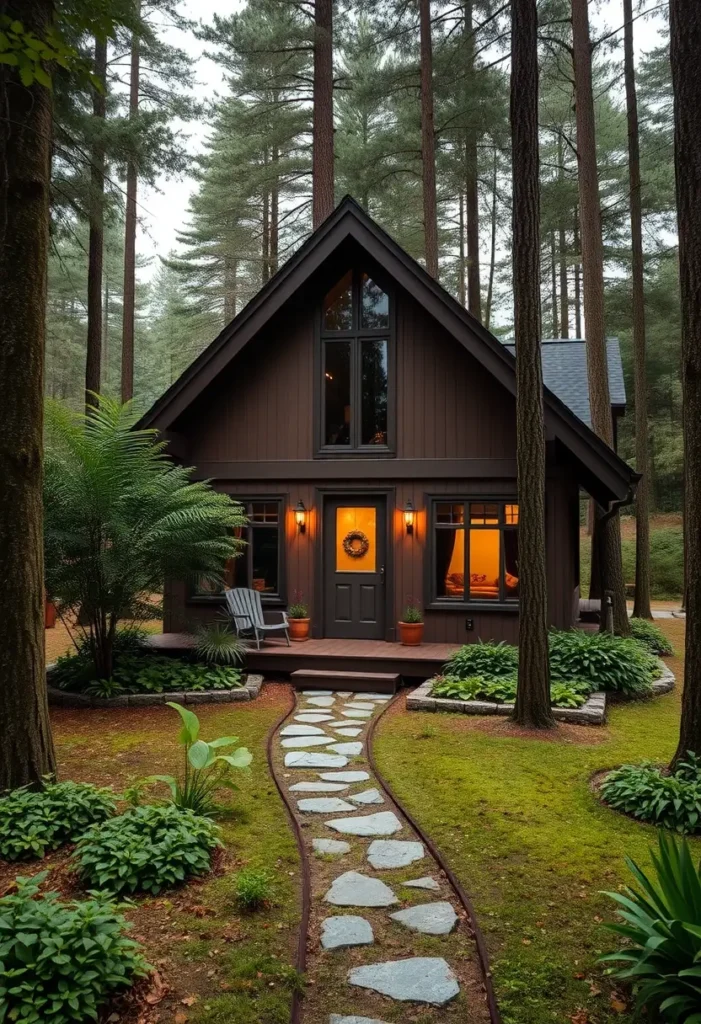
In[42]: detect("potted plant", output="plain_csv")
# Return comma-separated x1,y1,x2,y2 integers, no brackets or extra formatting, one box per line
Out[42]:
287,592,310,642
399,599,424,646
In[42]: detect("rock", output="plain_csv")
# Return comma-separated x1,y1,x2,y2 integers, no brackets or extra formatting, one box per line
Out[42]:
290,781,349,793
326,721,361,728
347,957,460,1005
281,735,334,748
318,771,370,783
305,696,336,707
348,788,383,805
361,694,392,701
302,690,333,695
313,838,351,856
295,713,335,723
329,1017,390,1024
390,902,459,935
320,915,374,950
336,691,353,697
326,742,364,756
344,702,376,711
367,840,424,869
285,752,348,769
342,710,373,719
324,871,398,907
325,811,402,836
297,797,357,813
403,877,440,891
334,727,363,737
281,724,326,736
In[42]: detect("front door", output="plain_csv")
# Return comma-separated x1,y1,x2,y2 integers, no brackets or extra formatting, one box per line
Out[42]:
323,497,386,639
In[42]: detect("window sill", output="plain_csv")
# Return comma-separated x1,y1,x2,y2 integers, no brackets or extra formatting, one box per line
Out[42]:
188,594,285,608
315,448,396,460
427,600,519,613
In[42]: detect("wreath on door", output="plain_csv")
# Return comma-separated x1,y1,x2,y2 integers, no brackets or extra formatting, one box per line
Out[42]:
342,530,370,558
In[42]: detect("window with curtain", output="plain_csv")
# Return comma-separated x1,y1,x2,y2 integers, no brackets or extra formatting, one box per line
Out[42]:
193,499,283,602
432,500,519,605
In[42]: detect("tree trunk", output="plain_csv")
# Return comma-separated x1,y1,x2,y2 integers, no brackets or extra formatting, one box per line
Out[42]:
572,0,629,636
458,191,466,305
511,0,553,729
485,147,498,329
551,230,559,336
464,0,481,317
419,0,438,278
0,0,57,790
224,256,237,321
270,144,279,276
86,35,107,411
670,0,701,764
262,166,270,286
624,0,652,620
312,0,334,228
558,137,569,338
573,207,582,336
103,274,109,389
121,15,140,403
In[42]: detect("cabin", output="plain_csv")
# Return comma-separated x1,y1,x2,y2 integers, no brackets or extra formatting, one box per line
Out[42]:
139,197,638,679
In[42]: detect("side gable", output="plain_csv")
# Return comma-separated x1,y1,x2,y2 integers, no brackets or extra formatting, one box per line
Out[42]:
138,196,638,505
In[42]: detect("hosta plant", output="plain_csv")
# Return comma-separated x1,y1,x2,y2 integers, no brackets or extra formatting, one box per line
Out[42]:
74,803,220,895
0,873,148,1023
630,617,674,656
601,832,701,1022
548,629,659,695
600,753,701,834
443,640,519,680
0,781,116,862
149,702,253,815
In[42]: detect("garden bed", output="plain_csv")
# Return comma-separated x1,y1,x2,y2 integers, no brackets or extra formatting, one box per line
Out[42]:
408,679,609,724
46,670,264,707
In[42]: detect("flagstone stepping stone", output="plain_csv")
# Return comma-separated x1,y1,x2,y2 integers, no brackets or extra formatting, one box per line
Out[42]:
367,840,424,869
326,721,363,728
319,771,370,783
326,742,364,756
321,915,374,950
303,690,333,696
285,752,348,769
330,1017,390,1024
390,902,459,935
344,702,376,711
281,724,326,736
403,877,440,891
348,788,383,805
342,710,373,719
362,694,392,701
313,838,351,856
347,957,460,1005
295,713,335,723
298,797,357,814
281,735,335,748
326,811,402,837
324,872,398,907
306,696,336,707
334,727,363,737
290,781,349,793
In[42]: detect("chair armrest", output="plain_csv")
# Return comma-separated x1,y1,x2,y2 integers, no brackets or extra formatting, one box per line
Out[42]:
280,611,289,625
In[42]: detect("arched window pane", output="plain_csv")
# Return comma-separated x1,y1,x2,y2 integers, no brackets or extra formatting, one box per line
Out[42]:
361,273,389,329
324,271,353,330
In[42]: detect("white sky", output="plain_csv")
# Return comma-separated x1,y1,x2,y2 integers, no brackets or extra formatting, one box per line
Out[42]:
134,0,667,280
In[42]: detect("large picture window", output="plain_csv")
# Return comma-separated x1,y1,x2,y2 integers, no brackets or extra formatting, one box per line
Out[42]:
193,499,283,602
431,500,519,606
320,270,392,453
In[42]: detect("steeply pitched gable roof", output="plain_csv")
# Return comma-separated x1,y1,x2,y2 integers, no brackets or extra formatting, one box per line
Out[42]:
138,196,638,505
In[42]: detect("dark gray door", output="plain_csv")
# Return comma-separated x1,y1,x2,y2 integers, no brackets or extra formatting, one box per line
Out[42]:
324,497,386,639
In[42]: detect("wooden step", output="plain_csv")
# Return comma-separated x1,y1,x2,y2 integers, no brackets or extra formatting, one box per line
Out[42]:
290,669,399,695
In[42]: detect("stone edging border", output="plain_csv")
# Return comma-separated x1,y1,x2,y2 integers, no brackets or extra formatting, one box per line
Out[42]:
407,660,675,726
46,672,264,708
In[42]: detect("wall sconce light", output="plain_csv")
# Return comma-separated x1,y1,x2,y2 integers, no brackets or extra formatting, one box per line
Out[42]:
403,499,415,535
294,500,307,534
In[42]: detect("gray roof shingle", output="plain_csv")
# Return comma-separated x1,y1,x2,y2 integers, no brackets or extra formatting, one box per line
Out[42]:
502,337,625,428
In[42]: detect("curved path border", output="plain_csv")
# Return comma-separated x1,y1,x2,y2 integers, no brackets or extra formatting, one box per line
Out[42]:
367,692,502,1024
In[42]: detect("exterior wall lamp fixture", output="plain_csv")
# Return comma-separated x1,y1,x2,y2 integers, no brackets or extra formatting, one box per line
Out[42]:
403,499,415,535
294,500,307,534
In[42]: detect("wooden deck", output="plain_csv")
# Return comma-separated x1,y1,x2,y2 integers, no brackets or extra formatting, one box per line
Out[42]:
148,633,458,682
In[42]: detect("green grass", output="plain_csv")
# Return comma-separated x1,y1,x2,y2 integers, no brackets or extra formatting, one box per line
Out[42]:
580,523,683,599
374,620,692,1024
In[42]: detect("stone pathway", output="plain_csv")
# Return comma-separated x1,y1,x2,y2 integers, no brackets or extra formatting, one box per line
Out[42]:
273,687,491,1023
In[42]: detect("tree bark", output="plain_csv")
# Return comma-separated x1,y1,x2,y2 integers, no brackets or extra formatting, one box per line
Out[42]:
458,191,466,305
224,256,237,322
121,14,140,403
511,0,553,729
670,0,701,764
86,35,107,411
558,137,569,338
464,1,481,317
485,147,498,329
551,230,559,336
573,206,582,336
420,0,438,278
312,0,334,229
262,165,270,286
270,144,279,276
624,0,652,620
0,0,57,790
572,0,629,636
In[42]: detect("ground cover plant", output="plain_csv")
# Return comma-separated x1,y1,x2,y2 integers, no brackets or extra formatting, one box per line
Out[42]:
629,616,675,656
431,674,592,708
0,781,116,861
0,873,148,1023
600,753,701,833
375,619,687,1024
581,522,683,600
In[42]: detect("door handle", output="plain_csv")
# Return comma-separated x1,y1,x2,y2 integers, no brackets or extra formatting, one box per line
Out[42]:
379,565,385,584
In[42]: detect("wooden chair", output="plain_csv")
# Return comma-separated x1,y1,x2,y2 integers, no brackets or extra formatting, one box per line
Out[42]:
224,588,290,649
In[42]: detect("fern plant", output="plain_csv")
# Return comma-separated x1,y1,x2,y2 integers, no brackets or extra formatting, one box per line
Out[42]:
44,397,247,679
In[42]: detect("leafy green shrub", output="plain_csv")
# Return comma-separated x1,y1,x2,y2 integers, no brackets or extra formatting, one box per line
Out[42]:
149,702,253,815
194,620,248,665
54,645,243,695
600,753,701,833
443,640,519,680
630,617,674,656
0,781,116,862
401,601,423,624
74,803,220,895
0,873,148,1024
234,868,274,910
601,831,701,1021
581,526,683,600
548,629,659,695
431,675,591,708
548,682,590,708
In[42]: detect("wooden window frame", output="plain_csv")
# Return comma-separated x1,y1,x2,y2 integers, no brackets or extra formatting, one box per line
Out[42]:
315,268,396,458
189,496,286,607
427,496,520,612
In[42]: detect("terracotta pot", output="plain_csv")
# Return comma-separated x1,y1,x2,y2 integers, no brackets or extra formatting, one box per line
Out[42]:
289,617,310,642
45,599,58,629
398,620,424,646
